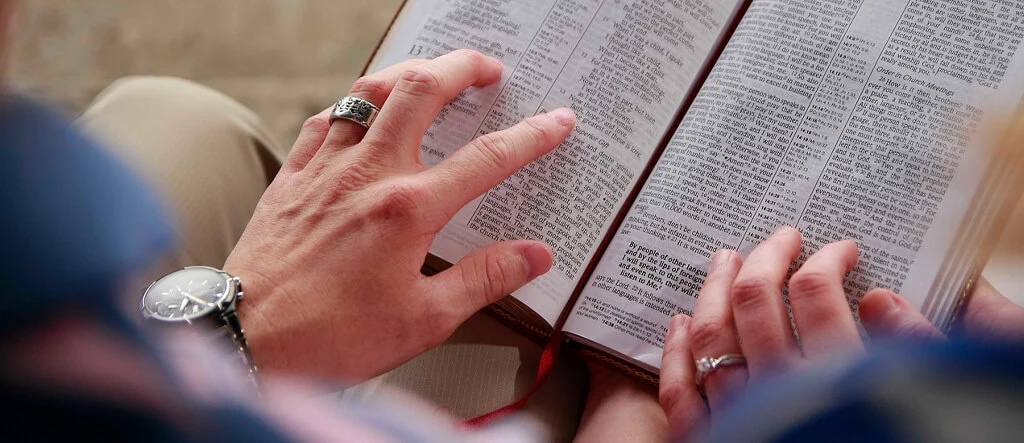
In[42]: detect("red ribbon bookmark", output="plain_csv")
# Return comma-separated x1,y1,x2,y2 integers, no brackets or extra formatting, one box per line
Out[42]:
462,330,564,429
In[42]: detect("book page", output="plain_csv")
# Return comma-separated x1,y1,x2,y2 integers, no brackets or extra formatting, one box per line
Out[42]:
567,0,1024,369
371,0,743,325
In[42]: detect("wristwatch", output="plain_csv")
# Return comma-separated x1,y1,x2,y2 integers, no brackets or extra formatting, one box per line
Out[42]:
139,266,260,389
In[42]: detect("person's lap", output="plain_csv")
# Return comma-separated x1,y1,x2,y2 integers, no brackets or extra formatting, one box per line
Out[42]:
79,76,587,442
79,76,282,284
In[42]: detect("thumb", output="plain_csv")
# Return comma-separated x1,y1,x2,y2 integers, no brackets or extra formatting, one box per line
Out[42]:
959,277,1024,338
429,240,553,320
859,289,946,340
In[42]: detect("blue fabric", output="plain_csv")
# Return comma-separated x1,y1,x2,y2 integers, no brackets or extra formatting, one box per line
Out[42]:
704,339,1024,443
0,374,298,443
0,96,297,443
0,95,174,335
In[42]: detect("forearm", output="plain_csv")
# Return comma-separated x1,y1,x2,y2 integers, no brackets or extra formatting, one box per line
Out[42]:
574,362,668,443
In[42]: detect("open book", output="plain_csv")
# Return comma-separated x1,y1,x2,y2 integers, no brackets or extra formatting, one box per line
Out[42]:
367,0,1024,379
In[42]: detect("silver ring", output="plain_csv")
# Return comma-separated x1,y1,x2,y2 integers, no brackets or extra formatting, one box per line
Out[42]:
329,96,379,129
695,354,746,387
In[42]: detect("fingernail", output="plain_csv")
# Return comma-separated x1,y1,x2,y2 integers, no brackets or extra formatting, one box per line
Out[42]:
882,291,903,315
523,242,553,279
710,249,732,273
549,107,576,128
669,314,690,338
866,290,901,321
773,225,794,236
486,56,504,72
866,291,903,334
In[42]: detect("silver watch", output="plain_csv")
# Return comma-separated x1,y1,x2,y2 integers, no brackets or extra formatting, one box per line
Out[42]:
140,266,260,389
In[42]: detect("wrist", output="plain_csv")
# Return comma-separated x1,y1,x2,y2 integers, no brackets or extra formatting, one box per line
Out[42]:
223,258,286,376
577,360,668,442
138,266,263,388
586,360,653,396
584,359,662,416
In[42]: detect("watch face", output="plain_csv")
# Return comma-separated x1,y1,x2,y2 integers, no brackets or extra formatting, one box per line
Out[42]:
142,267,231,322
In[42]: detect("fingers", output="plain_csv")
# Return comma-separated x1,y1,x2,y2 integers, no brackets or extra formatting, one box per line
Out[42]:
731,227,803,376
960,277,1024,338
421,108,575,220
284,58,427,172
859,289,945,340
364,49,503,165
321,58,429,153
660,315,708,440
428,240,553,322
282,105,335,173
788,240,863,357
689,249,746,409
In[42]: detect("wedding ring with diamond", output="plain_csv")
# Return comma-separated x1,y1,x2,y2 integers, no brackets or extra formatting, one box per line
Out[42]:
695,354,746,387
329,96,379,129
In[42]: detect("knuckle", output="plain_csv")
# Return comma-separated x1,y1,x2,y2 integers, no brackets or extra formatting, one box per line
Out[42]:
454,252,508,311
333,161,377,186
892,319,936,338
481,251,512,298
688,319,728,353
731,276,775,311
397,66,445,97
471,133,517,171
701,271,732,292
459,261,486,301
372,181,430,220
788,270,836,298
522,116,554,142
659,383,685,412
419,295,459,346
357,139,395,159
304,157,332,179
301,114,329,134
453,48,485,64
349,75,389,102
323,159,381,197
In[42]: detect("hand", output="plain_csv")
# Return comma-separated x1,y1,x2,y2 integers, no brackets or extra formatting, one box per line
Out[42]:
659,228,868,438
658,228,1024,438
860,277,1024,340
223,49,577,382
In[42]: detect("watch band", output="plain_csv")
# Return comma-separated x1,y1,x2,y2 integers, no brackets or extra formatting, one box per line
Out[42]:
217,309,261,391
140,267,261,391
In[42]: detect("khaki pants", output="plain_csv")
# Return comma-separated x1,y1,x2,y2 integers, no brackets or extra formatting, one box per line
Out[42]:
79,77,587,442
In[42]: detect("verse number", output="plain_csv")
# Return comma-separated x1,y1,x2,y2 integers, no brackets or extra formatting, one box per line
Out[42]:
409,44,424,56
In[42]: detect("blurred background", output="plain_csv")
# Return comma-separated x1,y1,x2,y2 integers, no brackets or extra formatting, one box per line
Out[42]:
7,0,1023,301
9,0,403,156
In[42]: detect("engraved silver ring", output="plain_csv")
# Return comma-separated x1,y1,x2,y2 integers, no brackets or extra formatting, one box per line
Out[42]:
329,96,379,129
695,354,746,387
